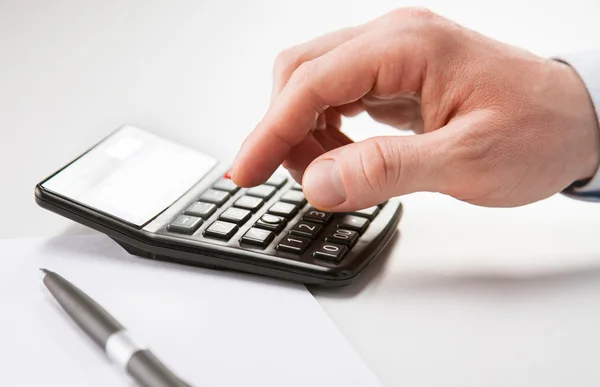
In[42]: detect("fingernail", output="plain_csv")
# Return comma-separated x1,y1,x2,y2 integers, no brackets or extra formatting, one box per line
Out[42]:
303,159,346,208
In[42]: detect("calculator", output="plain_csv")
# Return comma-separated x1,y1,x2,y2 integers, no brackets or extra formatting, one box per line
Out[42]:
35,126,402,286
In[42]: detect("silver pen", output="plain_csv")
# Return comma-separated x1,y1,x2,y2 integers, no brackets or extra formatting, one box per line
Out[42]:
40,268,190,387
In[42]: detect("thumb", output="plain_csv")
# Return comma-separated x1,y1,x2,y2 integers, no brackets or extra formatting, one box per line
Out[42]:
301,132,452,211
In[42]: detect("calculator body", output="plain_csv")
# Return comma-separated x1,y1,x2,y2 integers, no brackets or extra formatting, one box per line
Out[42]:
35,126,402,287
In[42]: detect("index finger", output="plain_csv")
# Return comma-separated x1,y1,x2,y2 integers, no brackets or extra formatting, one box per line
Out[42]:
232,35,379,187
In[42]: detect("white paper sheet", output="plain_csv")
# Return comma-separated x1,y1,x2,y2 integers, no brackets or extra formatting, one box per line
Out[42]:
0,234,381,387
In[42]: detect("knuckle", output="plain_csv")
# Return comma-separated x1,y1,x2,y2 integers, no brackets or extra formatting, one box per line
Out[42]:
355,138,402,194
273,47,302,78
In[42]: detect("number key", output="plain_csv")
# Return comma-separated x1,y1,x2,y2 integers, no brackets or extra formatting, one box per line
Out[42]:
184,202,217,219
203,220,239,240
325,229,359,247
212,178,240,194
351,205,380,220
312,242,348,263
280,190,307,206
199,189,230,206
290,221,322,239
247,184,277,200
219,207,251,225
268,202,298,219
240,227,275,248
233,195,264,212
302,207,332,224
277,235,310,254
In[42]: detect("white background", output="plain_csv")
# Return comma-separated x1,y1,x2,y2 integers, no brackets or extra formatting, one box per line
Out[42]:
3,1,600,386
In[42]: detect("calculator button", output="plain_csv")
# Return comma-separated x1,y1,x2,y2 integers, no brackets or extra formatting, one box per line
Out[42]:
184,202,217,219
233,195,264,212
240,227,275,248
212,178,240,194
291,182,303,191
325,229,359,247
255,214,287,233
336,215,370,234
351,206,380,220
268,202,298,219
219,207,251,225
265,174,288,188
280,190,307,206
199,189,230,206
312,242,348,263
223,170,232,179
168,215,203,234
301,207,332,224
290,221,322,239
247,184,277,200
277,235,310,254
204,221,239,240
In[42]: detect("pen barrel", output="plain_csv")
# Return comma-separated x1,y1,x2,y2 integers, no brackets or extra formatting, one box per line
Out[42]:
42,272,123,347
126,350,190,387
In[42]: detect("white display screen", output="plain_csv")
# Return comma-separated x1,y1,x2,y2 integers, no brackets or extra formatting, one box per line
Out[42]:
42,126,218,226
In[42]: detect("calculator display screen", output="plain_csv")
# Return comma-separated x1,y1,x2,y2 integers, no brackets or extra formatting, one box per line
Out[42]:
42,126,218,226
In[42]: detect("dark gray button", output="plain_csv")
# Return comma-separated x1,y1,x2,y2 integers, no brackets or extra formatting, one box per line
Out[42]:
212,178,240,194
336,215,370,234
240,227,275,248
247,184,277,200
312,242,348,263
219,207,251,225
277,235,310,254
268,202,298,219
184,202,217,219
280,190,307,206
204,220,239,240
325,229,359,247
233,195,264,212
199,189,230,206
301,207,332,224
255,214,287,233
352,206,380,220
265,174,288,188
168,215,203,234
290,221,322,239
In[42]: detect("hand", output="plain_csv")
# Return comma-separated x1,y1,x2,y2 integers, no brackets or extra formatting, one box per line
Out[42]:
232,8,600,211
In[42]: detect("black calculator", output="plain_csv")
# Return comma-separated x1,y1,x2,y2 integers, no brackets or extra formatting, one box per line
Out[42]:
35,126,402,286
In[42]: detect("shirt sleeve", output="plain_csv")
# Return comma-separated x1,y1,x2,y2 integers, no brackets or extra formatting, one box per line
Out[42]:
555,50,600,201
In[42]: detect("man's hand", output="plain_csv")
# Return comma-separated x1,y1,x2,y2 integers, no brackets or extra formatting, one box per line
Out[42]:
232,8,600,211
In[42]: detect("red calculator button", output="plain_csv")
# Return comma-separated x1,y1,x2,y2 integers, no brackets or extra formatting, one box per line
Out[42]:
224,170,232,179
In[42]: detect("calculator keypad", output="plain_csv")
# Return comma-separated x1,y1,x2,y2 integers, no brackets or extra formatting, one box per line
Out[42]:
166,172,386,266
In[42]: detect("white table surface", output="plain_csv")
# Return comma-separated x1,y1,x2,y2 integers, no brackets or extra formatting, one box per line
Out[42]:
3,1,600,386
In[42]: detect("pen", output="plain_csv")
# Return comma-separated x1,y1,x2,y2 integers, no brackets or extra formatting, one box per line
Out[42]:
40,268,190,387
